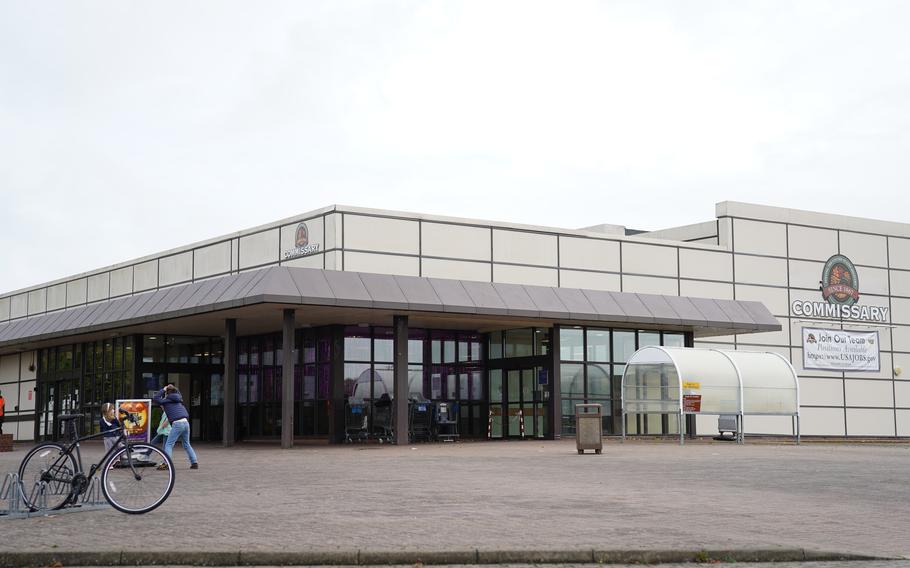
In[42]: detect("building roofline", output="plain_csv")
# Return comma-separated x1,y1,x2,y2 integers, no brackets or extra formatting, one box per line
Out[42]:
1,204,731,300
716,201,910,237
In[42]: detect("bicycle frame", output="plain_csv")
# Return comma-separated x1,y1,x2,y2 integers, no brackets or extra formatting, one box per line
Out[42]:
34,417,145,501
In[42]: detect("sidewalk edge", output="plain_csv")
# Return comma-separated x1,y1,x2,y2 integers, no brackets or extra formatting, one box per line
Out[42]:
0,548,892,567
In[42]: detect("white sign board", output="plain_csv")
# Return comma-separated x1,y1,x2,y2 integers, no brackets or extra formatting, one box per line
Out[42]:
802,327,880,372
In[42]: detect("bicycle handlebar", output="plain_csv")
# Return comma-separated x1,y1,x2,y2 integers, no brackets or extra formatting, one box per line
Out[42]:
118,409,142,425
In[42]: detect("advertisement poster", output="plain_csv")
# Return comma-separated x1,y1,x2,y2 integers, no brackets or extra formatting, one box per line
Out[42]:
682,381,702,412
682,394,702,412
802,327,880,372
115,399,152,442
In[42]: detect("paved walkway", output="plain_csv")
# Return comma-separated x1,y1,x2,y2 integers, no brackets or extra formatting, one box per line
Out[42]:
2,439,909,560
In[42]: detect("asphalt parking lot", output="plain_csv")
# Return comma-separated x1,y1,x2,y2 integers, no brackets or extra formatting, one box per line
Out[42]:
2,438,909,562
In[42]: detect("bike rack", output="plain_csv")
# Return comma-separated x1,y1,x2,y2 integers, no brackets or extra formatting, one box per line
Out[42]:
1,471,109,520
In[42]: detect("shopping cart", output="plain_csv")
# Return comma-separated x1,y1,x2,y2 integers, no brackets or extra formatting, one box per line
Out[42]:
372,394,394,443
408,396,433,443
345,399,369,443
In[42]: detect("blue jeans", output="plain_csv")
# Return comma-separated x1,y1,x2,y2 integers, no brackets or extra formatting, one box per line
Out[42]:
164,420,198,465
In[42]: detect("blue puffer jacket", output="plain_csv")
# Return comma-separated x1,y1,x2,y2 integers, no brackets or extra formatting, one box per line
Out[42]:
152,389,190,423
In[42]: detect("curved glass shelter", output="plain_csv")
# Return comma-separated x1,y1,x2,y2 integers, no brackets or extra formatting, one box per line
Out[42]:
621,346,800,444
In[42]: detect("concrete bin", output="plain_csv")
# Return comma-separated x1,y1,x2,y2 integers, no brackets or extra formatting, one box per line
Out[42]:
575,403,603,454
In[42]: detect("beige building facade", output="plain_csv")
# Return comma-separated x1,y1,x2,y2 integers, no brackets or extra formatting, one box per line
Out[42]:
0,201,907,442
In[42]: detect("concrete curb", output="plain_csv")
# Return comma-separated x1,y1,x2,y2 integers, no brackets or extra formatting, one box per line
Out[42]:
0,548,890,567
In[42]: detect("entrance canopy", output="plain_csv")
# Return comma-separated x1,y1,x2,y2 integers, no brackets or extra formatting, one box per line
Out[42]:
621,346,800,443
0,266,781,354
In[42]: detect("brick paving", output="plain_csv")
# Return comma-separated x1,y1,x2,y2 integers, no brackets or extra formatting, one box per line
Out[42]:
2,439,909,559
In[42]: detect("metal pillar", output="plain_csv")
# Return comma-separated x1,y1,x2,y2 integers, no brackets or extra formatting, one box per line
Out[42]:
222,319,237,447
281,309,295,449
393,316,409,445
549,325,561,440
329,326,346,444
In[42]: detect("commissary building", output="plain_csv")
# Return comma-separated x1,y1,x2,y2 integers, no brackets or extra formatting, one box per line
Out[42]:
1,201,907,445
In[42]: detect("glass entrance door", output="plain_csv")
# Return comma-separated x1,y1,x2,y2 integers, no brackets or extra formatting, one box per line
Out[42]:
167,371,223,442
39,380,81,441
505,367,546,438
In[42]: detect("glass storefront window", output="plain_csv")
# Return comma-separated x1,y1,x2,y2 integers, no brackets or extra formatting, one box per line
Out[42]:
489,331,503,360
560,363,584,398
57,347,73,371
639,331,661,348
505,328,533,358
40,350,50,375
303,337,316,363
113,339,123,370
302,365,316,399
470,370,484,400
124,338,134,369
444,340,456,363
587,364,610,397
318,337,331,362
211,338,224,364
262,338,275,366
446,370,457,399
586,329,610,362
407,339,423,363
250,340,260,366
663,333,685,347
612,331,636,363
144,336,165,363
344,362,371,399
489,369,503,402
210,374,224,406
374,363,394,399
408,365,425,398
469,338,482,361
374,328,393,363
317,364,331,399
560,328,584,361
534,329,549,357
104,341,114,370
431,340,441,364
344,330,371,361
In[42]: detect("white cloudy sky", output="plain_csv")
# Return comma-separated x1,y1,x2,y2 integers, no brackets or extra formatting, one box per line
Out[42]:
1,0,909,293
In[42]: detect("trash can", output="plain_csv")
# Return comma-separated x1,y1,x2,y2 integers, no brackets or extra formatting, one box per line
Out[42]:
575,403,603,454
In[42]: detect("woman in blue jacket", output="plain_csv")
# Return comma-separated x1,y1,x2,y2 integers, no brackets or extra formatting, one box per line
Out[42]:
152,384,199,470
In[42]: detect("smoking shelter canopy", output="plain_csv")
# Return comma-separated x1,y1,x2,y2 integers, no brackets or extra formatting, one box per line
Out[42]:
621,346,800,443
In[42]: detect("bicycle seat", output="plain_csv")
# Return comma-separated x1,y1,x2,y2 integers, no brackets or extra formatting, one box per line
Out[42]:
57,414,85,422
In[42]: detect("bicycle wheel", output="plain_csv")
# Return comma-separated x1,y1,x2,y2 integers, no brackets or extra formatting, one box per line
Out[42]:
101,443,174,514
18,443,77,512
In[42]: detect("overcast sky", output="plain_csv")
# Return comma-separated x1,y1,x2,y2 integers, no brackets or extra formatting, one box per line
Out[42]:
2,0,909,294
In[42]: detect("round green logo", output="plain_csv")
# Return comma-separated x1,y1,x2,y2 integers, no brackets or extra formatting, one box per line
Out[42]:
821,254,859,306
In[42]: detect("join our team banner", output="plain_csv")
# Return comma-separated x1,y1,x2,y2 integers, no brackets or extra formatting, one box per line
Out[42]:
802,327,880,372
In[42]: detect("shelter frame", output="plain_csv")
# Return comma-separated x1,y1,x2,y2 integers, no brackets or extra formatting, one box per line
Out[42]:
620,346,800,445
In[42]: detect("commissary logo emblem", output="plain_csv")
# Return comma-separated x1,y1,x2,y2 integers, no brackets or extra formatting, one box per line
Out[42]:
821,254,859,306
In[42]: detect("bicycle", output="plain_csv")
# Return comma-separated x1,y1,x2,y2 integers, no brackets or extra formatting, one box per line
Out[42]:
17,407,175,514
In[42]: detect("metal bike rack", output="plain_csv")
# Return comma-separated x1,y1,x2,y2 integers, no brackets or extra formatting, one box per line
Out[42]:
1,471,109,520
1,472,28,517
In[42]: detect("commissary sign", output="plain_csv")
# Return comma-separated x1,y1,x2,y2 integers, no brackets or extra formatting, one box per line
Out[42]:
790,254,890,323
802,327,880,372
282,222,320,260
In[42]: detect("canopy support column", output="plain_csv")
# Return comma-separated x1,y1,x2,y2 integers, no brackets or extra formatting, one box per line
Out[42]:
281,309,295,449
222,318,237,447
393,315,409,446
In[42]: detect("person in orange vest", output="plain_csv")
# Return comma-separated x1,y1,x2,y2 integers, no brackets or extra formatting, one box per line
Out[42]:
0,390,5,435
